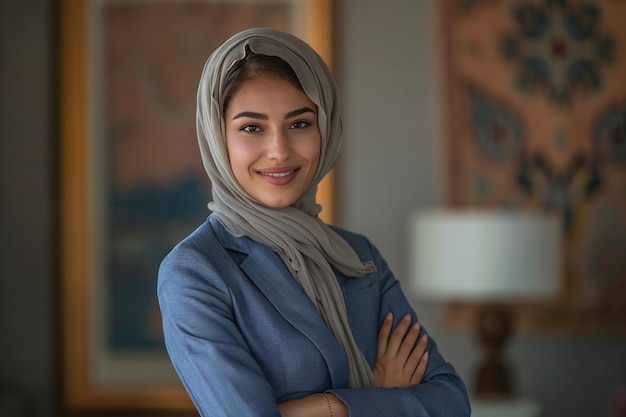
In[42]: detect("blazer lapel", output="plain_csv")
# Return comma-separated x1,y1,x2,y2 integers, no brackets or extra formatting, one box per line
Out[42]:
210,217,349,387
241,246,349,387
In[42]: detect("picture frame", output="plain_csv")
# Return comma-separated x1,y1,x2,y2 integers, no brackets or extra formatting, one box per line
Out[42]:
59,0,334,411
436,0,626,333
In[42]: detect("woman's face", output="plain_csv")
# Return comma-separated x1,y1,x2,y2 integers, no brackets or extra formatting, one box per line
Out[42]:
225,75,321,208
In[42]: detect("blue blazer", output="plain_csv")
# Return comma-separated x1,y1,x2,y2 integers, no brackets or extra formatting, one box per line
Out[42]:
158,216,470,416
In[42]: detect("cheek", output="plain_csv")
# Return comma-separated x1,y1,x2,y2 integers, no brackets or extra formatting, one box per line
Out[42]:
307,135,322,170
312,148,321,171
225,136,237,163
225,137,250,177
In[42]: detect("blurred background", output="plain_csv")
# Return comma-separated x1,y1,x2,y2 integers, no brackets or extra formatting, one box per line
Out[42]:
1,0,625,416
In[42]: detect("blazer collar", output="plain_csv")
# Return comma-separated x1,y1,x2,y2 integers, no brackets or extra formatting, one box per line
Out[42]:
208,216,350,387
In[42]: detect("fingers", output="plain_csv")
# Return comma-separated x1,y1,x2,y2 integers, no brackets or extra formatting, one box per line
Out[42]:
385,314,413,356
397,321,421,360
375,312,430,388
378,313,424,358
411,350,429,385
403,331,426,369
407,333,429,384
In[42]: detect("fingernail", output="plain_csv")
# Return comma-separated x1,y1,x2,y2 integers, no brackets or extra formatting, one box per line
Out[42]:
385,312,393,320
402,313,411,321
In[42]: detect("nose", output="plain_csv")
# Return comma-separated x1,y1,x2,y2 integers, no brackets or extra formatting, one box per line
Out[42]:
266,129,290,161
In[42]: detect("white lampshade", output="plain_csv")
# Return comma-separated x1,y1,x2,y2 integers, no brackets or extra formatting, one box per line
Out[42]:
409,210,562,301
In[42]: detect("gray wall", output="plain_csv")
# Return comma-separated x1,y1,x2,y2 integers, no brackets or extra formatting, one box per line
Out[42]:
0,1,57,417
0,1,624,416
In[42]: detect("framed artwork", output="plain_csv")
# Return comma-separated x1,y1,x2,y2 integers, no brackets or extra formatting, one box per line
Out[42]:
59,0,334,411
437,0,626,333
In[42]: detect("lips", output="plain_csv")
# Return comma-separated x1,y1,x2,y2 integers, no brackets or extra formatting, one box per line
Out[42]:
257,167,300,185
260,169,296,178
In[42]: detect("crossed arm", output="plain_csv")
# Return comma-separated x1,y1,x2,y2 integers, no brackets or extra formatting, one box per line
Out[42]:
159,226,470,417
278,312,429,417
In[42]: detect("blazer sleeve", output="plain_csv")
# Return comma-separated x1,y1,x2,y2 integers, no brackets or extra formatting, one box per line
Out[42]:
157,239,282,417
327,234,472,417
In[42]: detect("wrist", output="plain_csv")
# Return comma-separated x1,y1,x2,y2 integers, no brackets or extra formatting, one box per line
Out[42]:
323,393,347,417
318,393,332,417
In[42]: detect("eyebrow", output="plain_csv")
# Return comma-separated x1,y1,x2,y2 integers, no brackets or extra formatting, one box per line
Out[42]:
232,111,267,120
285,106,316,119
231,106,316,121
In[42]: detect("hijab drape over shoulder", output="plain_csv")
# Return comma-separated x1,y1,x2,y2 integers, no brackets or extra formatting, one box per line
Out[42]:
196,28,377,388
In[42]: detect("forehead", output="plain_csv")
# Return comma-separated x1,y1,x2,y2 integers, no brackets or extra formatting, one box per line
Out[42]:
227,75,315,109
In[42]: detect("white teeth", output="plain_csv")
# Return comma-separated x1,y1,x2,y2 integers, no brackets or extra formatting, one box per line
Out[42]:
261,170,295,177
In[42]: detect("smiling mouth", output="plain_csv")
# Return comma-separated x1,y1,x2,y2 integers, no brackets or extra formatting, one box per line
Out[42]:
259,169,297,178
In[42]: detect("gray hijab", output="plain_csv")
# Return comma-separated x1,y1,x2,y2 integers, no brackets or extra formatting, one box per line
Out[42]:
196,28,377,388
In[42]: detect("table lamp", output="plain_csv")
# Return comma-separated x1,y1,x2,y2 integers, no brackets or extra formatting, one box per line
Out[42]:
409,209,561,399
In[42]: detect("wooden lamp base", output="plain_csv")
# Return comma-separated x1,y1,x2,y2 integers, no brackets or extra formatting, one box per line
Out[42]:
473,304,514,399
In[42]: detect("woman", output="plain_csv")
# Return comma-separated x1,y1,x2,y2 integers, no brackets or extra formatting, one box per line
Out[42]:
158,28,470,417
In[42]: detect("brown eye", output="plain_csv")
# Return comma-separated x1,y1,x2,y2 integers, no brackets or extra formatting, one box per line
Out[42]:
290,120,312,130
241,124,262,133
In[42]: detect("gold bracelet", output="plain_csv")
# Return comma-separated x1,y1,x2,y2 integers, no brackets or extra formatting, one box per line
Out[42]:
319,393,333,417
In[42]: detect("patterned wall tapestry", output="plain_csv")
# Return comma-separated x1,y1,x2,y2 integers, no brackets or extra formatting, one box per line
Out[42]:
440,0,626,332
